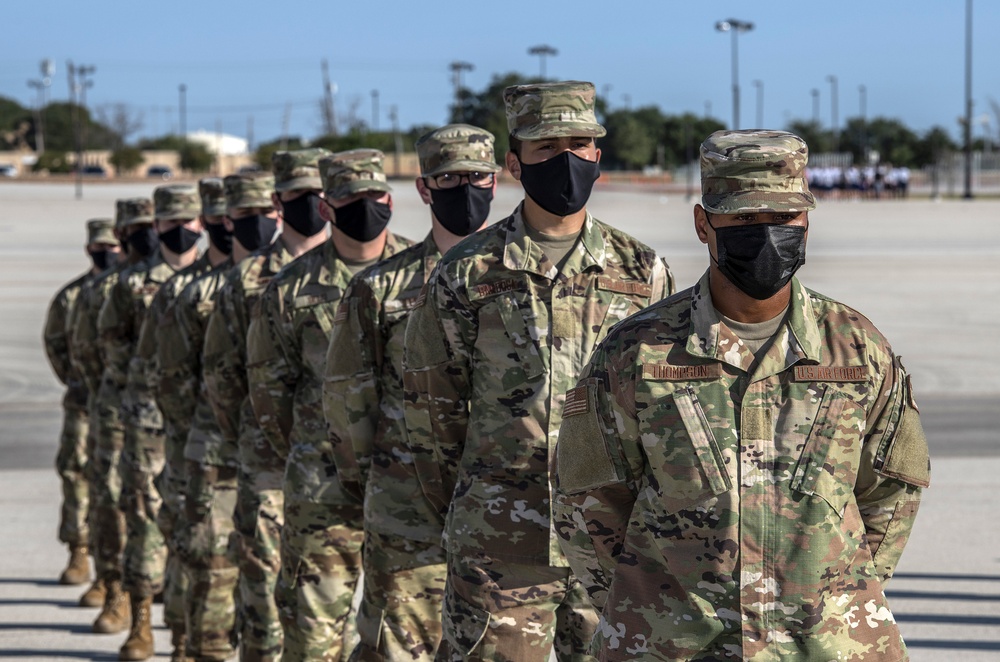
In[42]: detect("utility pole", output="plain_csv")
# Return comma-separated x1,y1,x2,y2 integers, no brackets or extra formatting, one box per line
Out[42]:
371,89,380,132
247,115,255,154
67,62,94,200
859,84,867,161
389,104,402,177
715,19,754,130
752,80,763,128
321,59,338,136
963,0,974,199
27,80,45,153
280,102,292,150
449,61,473,121
811,89,820,125
178,84,187,141
527,45,557,79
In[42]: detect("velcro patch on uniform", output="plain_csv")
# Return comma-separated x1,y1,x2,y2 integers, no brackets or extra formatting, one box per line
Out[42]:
384,296,423,314
471,279,520,299
643,363,723,381
412,288,427,308
563,385,590,417
597,277,652,297
793,365,869,382
292,289,340,308
333,302,349,323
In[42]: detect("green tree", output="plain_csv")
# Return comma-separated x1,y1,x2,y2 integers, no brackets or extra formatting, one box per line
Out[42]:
786,120,832,155
253,136,305,169
31,150,74,173
179,142,214,172
138,134,187,150
449,72,541,159
914,126,956,167
109,147,144,175
662,114,727,167
603,111,656,169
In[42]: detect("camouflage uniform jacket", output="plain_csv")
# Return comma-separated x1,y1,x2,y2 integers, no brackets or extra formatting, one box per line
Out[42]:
155,258,230,471
553,272,930,661
324,233,443,542
202,238,293,469
70,263,128,398
45,270,94,411
402,205,673,566
247,232,413,505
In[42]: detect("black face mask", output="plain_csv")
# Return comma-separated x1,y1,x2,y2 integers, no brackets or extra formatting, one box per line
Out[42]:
518,151,600,217
281,193,328,238
89,249,115,271
231,214,278,252
429,184,493,236
127,227,159,258
710,219,807,300
204,222,233,255
159,225,202,255
334,198,391,242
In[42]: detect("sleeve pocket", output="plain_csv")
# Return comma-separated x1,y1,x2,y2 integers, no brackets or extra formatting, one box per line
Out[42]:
557,381,621,495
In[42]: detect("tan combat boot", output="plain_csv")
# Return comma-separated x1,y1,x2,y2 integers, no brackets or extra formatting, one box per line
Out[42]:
59,545,91,585
93,580,131,634
79,577,107,607
169,626,193,662
118,595,154,660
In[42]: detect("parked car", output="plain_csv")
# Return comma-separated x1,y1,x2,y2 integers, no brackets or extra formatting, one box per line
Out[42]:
146,165,173,180
80,164,108,178
0,163,18,177
237,164,262,174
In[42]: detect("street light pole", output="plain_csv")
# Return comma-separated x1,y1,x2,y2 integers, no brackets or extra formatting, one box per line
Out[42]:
371,90,380,132
827,75,839,152
811,89,820,125
449,61,473,121
859,84,867,161
179,84,187,141
528,45,558,80
752,80,763,128
715,19,754,130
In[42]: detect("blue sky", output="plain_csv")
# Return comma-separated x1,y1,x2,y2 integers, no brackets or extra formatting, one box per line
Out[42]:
2,1,997,147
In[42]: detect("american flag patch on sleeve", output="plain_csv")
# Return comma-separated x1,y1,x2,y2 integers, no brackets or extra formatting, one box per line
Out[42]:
563,385,590,417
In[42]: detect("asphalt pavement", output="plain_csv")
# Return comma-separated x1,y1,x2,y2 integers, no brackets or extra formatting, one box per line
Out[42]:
0,181,997,659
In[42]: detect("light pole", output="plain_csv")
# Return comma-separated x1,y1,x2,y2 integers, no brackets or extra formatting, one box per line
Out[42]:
179,84,187,141
449,61,473,120
27,80,45,153
371,90,380,132
859,84,867,161
528,45,558,79
826,75,839,152
810,89,820,125
963,0,973,199
752,80,763,128
68,62,95,200
715,19,754,130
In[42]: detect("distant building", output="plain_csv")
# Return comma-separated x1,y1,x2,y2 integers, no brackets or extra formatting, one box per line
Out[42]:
185,130,249,156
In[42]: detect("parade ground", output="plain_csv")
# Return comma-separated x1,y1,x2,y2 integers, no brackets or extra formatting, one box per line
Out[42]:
1,181,998,659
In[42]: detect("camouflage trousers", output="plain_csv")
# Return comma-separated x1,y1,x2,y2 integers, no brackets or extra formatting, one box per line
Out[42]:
435,554,598,662
235,462,285,661
56,406,90,547
278,500,364,662
120,425,167,598
182,462,239,661
156,479,189,633
349,531,446,662
90,398,127,581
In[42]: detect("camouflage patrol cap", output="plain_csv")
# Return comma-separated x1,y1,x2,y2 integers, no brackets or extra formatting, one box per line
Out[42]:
198,178,227,216
117,197,154,228
223,172,276,212
700,129,817,214
416,124,502,177
503,81,606,141
272,148,332,192
86,218,117,245
320,149,392,200
154,184,201,221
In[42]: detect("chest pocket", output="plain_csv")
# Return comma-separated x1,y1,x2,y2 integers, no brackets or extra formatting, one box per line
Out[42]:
293,290,341,376
638,386,731,514
495,294,546,385
595,278,651,338
790,386,865,515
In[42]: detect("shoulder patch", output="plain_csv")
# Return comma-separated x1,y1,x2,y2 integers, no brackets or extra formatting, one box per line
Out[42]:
643,363,723,381
333,301,349,324
597,277,652,297
563,385,590,417
793,365,869,382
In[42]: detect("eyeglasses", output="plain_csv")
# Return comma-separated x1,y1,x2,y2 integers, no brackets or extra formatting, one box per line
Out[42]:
426,171,495,190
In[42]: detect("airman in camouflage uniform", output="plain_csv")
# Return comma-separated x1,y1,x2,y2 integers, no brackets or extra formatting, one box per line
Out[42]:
81,198,156,633
402,82,674,662
553,130,930,661
247,149,412,661
44,218,120,588
324,125,500,661
99,185,206,660
153,178,234,661
201,169,293,662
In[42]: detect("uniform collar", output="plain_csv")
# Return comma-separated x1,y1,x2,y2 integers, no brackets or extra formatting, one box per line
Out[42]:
501,202,606,280
686,271,822,375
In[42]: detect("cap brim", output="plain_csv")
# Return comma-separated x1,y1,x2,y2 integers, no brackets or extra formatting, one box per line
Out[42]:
329,180,392,200
702,190,816,214
120,216,154,227
202,204,228,216
274,176,322,193
422,159,502,177
154,211,200,221
511,122,607,141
